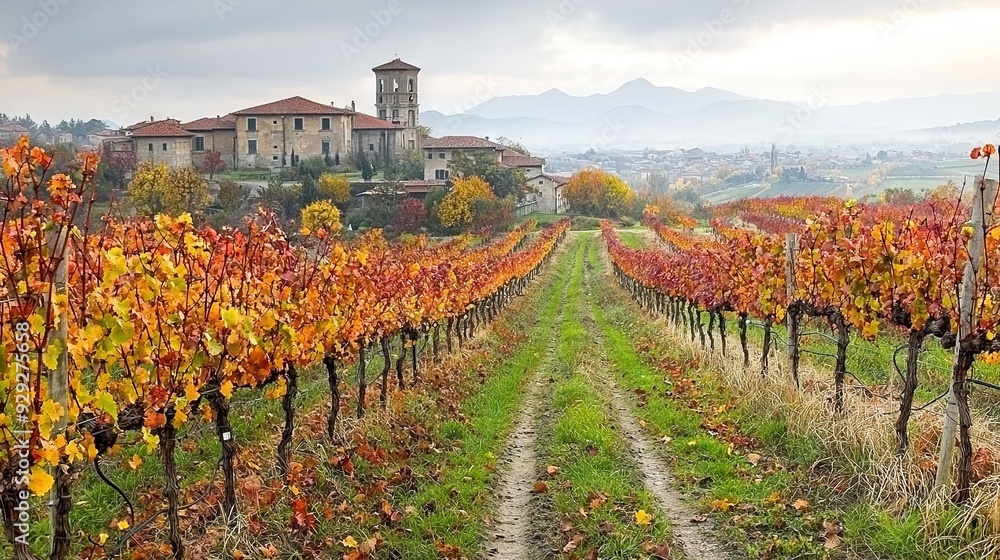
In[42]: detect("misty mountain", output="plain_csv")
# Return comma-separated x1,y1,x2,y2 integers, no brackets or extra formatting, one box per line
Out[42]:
465,78,749,123
423,83,1000,152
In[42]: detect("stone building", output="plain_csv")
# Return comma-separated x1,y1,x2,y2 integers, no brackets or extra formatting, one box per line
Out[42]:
130,120,194,169
352,112,404,166
422,135,546,182
92,57,446,174
373,58,421,152
525,173,569,214
182,115,237,171
232,96,353,169
0,124,30,144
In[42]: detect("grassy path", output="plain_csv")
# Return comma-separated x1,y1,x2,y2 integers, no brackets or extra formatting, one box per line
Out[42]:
482,232,734,559
580,235,737,560
485,238,572,559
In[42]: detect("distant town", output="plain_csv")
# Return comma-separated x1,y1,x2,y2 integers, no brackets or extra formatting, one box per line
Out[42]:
0,56,986,216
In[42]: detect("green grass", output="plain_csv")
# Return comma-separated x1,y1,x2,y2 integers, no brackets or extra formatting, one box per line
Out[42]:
374,234,580,557
592,230,983,558
618,230,646,249
214,169,385,182
703,184,769,205
588,238,860,559
536,234,675,557
3,364,337,558
520,212,566,226
712,310,1000,408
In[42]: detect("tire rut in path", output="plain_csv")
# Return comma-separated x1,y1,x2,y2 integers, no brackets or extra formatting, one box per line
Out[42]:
580,238,738,560
485,245,572,560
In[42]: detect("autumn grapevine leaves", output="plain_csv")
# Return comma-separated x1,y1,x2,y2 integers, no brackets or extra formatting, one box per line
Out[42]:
605,143,1000,505
0,137,570,559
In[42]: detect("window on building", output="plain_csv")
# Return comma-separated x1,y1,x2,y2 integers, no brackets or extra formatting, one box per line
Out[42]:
247,118,257,132
162,143,167,152
438,152,446,159
435,170,449,180
294,118,304,131
392,109,399,120
369,144,375,151
427,152,433,160
379,110,386,120
321,117,331,130
393,78,399,92
408,110,415,127
409,95,414,103
147,143,153,152
273,120,278,125
378,79,384,93
409,140,415,150
322,140,330,155
193,137,205,151
408,79,414,92
273,156,279,161
378,96,383,104
248,140,258,155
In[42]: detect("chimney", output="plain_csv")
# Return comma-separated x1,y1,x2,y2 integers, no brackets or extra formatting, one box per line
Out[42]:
485,136,490,142
149,116,154,123
351,100,356,112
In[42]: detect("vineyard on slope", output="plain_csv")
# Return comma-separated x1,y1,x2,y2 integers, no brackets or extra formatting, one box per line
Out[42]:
0,138,569,559
603,146,1000,554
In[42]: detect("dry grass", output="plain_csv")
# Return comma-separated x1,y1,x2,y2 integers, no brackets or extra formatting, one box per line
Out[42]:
647,316,1000,559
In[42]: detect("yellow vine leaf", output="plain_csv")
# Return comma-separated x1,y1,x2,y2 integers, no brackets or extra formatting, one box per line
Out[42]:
634,509,653,526
28,467,54,496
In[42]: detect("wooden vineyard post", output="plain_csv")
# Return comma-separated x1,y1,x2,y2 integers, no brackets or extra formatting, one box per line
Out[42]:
936,177,997,492
49,226,71,560
785,233,800,387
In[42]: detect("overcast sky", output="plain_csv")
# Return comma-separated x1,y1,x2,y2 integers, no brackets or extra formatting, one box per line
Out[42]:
1,0,996,125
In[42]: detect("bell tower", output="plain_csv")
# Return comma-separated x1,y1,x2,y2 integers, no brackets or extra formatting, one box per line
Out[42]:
373,58,421,152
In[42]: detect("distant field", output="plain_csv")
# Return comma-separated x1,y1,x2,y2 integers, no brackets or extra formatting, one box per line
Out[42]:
702,184,767,204
755,181,846,198
871,177,954,194
520,212,564,225
816,167,872,180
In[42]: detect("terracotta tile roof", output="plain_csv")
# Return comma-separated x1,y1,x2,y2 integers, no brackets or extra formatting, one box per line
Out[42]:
372,58,421,72
422,136,504,150
352,113,401,130
126,118,180,131
130,121,194,138
232,96,353,116
182,115,237,131
89,129,123,139
0,124,30,133
528,173,570,186
502,154,546,168
401,180,447,189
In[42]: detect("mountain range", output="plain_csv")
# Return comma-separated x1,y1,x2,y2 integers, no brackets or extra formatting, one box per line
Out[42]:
420,79,1000,153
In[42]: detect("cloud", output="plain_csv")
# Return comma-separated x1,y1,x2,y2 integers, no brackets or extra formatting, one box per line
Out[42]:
1,0,998,122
